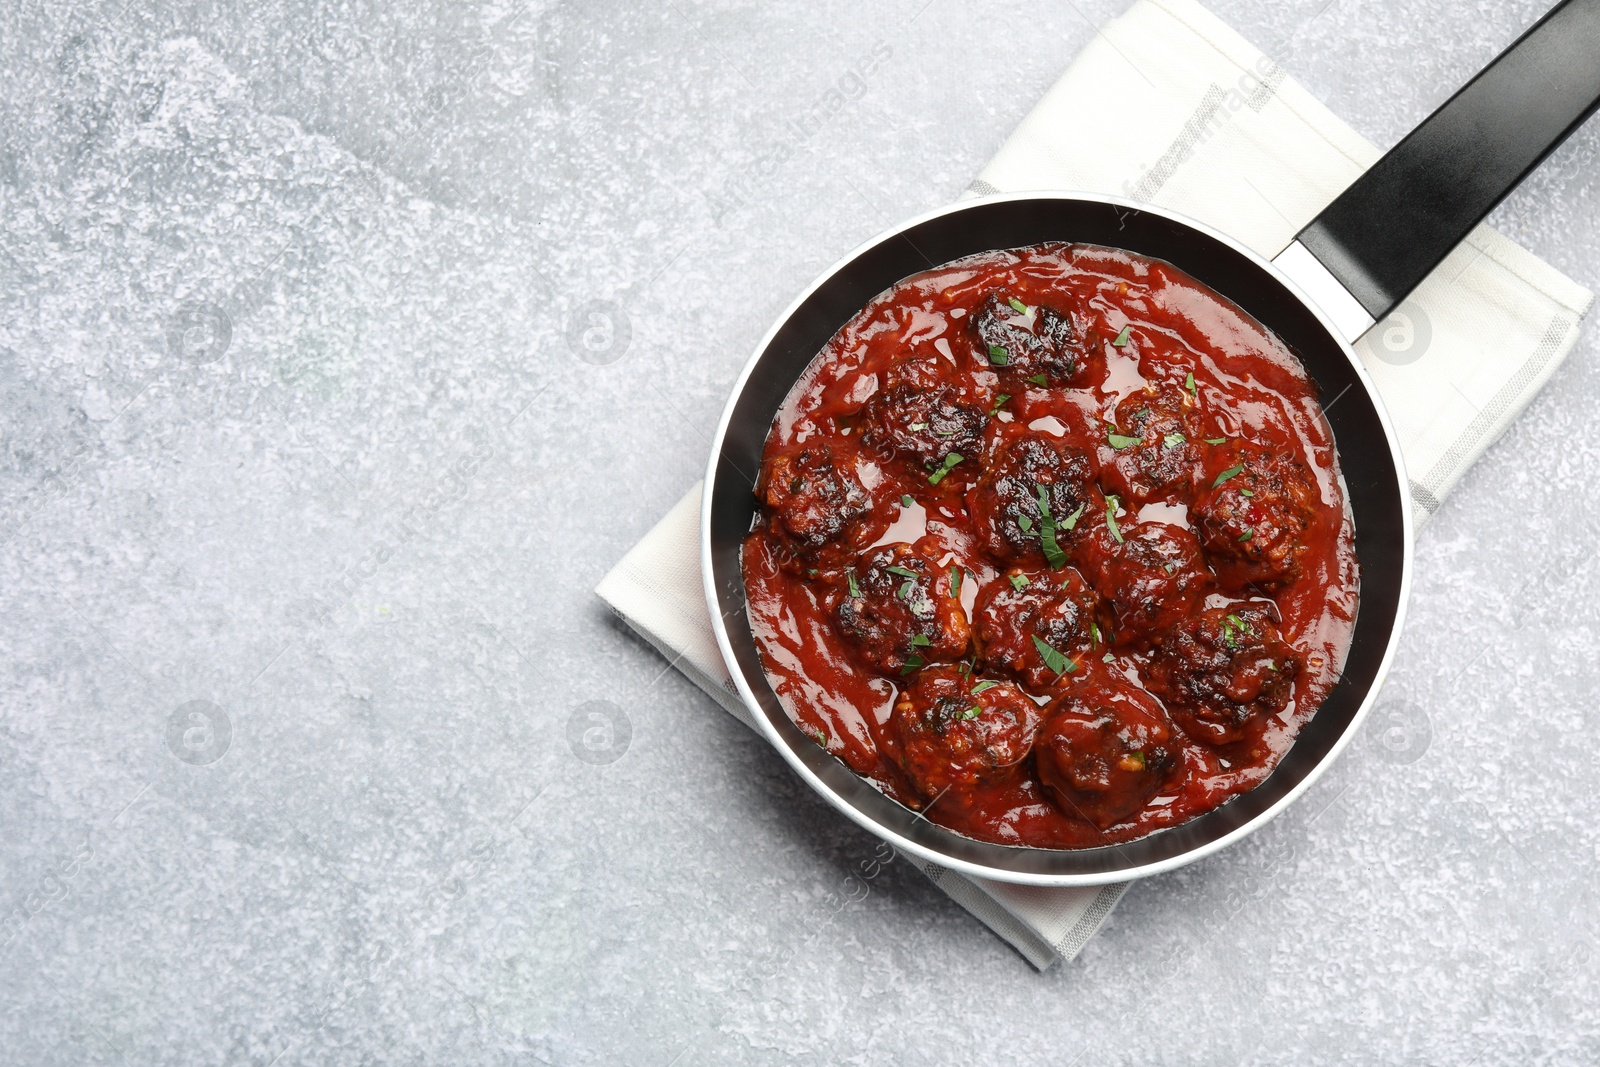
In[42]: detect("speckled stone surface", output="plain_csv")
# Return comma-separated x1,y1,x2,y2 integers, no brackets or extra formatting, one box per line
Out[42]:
1,0,1598,1063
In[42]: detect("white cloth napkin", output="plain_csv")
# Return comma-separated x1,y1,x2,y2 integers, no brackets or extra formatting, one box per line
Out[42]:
597,0,1594,969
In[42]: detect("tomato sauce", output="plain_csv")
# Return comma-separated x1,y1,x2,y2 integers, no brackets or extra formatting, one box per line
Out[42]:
742,244,1358,849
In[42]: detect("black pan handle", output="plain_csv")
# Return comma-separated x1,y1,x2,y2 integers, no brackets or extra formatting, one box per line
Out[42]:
1295,0,1600,321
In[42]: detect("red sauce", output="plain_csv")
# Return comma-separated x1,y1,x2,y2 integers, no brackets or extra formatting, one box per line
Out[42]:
742,244,1358,849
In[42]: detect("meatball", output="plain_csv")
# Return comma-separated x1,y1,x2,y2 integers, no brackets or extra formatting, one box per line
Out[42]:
1035,679,1180,830
974,567,1102,689
834,542,970,674
1146,602,1303,746
1191,440,1320,590
759,439,885,568
969,430,1099,567
1084,515,1209,645
860,354,988,471
969,292,1088,385
887,666,1043,802
1102,383,1205,504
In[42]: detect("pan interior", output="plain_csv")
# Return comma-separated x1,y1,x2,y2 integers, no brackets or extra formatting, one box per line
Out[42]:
706,197,1407,881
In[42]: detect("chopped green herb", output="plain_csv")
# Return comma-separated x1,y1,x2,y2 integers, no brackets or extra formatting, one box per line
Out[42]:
1240,488,1254,498
901,494,915,508
1007,297,1029,315
1063,502,1086,531
927,452,964,486
886,565,920,579
806,568,818,578
1265,660,1279,672
1108,432,1141,450
1212,464,1245,488
807,726,828,746
1238,528,1256,542
896,581,913,600
910,634,931,647
1205,437,1227,445
987,344,1010,367
1124,750,1147,771
1018,515,1035,534
908,421,927,432
1105,495,1125,544
1032,484,1069,569
1103,652,1116,663
972,679,1000,694
957,659,973,676
1032,635,1077,677
1221,613,1252,650
847,572,862,598
1009,573,1029,591
899,654,925,676
1112,325,1132,347
950,567,961,597
1163,432,1186,449
1026,373,1049,387
1185,371,1197,396
991,393,1012,415
960,705,982,720
1090,622,1102,645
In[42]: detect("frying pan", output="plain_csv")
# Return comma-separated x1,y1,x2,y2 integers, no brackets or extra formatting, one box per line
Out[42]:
702,0,1600,885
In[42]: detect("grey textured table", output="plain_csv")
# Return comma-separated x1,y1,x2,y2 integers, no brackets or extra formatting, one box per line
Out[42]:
2,0,1597,1063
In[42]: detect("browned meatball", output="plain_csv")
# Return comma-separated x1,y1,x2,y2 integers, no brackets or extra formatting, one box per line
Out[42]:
759,440,886,568
1035,678,1180,830
860,354,988,471
969,429,1100,567
974,567,1102,689
1083,515,1208,645
969,292,1089,385
1102,382,1205,504
1191,440,1319,590
1146,603,1303,746
834,542,969,674
887,667,1043,802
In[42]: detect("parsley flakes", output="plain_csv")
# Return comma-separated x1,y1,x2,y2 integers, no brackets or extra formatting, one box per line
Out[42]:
1212,464,1245,488
1032,635,1077,677
1033,483,1069,569
927,452,964,485
1105,494,1125,544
